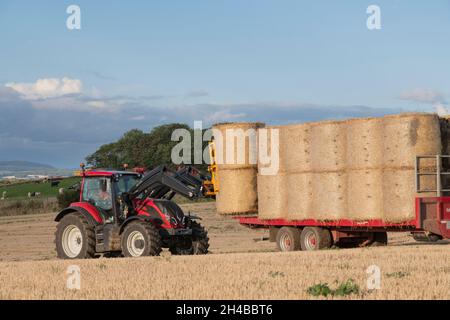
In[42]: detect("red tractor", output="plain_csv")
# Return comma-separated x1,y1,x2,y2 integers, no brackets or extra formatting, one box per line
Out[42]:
55,165,210,259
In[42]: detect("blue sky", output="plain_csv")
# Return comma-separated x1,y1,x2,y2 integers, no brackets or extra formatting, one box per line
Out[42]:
1,1,450,167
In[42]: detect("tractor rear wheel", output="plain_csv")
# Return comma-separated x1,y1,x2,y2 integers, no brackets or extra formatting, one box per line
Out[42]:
170,221,209,255
300,227,332,251
121,221,162,257
276,227,301,252
55,212,96,259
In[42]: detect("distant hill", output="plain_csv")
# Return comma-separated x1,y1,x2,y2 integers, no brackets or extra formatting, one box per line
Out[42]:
0,161,54,172
0,161,73,178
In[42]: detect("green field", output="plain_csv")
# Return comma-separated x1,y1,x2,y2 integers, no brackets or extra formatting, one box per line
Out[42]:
0,177,81,200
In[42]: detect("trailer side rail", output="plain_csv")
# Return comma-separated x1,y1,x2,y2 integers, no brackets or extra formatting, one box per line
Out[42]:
235,216,417,229
415,155,450,196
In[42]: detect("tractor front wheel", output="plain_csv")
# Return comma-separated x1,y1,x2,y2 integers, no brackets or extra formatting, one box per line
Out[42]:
121,221,162,257
55,212,96,259
170,221,209,255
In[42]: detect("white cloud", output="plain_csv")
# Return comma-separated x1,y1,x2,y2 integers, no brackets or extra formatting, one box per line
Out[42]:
203,110,246,124
6,77,82,100
399,88,443,103
130,115,146,121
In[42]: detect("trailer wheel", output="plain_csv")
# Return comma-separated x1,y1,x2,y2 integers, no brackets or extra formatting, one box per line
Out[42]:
300,227,332,251
276,227,301,252
371,232,388,247
121,221,162,257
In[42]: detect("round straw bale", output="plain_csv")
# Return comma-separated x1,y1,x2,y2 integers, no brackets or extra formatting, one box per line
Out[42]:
310,121,347,172
346,118,383,170
285,172,313,220
347,169,383,220
311,171,347,220
382,113,441,170
257,173,287,219
381,168,436,222
213,122,265,170
280,123,312,173
215,167,258,215
258,125,283,175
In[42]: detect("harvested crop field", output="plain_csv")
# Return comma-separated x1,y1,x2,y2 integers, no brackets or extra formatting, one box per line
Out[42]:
0,202,449,299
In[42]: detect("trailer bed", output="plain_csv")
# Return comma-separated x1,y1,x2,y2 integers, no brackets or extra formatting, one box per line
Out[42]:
234,196,450,251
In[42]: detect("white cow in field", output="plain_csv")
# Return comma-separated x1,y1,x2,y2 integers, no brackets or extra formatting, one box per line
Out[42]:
35,192,41,197
59,188,65,195
1,191,6,200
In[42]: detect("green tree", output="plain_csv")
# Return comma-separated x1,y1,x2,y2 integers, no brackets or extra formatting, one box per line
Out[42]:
85,123,209,171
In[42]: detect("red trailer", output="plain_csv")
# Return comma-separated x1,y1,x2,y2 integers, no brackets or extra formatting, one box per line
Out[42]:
235,155,450,251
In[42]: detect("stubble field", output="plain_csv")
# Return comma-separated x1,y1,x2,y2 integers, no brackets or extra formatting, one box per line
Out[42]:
0,202,448,300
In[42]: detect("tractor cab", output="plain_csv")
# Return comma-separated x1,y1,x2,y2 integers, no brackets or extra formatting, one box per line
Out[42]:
80,170,141,223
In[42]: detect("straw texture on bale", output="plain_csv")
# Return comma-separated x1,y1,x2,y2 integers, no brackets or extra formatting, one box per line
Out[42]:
285,173,313,220
346,118,383,170
310,121,347,172
279,124,312,173
347,169,383,220
215,168,258,215
256,113,448,222
213,122,265,170
257,174,287,219
213,122,264,215
382,114,441,169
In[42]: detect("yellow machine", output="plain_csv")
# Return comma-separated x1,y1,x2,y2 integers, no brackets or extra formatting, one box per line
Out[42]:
203,141,219,197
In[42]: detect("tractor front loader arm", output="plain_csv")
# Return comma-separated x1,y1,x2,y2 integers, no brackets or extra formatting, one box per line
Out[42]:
126,165,202,201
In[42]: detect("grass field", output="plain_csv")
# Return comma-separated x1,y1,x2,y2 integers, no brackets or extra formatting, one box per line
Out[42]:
0,177,81,200
0,202,448,300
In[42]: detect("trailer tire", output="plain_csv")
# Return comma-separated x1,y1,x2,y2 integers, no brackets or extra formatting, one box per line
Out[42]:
276,227,301,252
300,227,332,251
371,232,388,246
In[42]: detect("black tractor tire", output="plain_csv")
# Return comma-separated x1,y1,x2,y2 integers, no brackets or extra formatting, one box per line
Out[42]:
170,221,209,255
276,227,301,252
121,221,162,257
300,227,332,251
55,212,96,259
371,232,388,247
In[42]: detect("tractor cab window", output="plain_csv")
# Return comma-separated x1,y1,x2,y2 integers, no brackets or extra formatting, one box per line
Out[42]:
114,174,140,196
82,177,112,211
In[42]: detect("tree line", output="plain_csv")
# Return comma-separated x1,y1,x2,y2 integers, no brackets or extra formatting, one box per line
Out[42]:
85,124,210,171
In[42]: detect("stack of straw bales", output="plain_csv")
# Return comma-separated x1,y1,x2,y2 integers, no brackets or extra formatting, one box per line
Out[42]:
214,113,449,222
257,113,446,222
213,122,265,215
